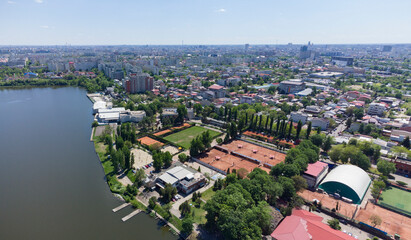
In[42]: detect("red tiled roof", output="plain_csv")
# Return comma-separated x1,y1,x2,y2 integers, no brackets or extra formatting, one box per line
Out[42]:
304,161,328,177
208,84,224,90
272,209,356,240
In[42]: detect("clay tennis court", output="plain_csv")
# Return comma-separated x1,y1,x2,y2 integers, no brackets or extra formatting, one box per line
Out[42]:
355,202,411,239
197,148,267,173
154,129,171,136
298,189,357,219
153,123,191,136
223,140,286,167
138,136,164,147
196,140,285,174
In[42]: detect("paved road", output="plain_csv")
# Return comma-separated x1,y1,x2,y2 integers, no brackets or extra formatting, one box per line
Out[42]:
330,120,346,137
170,181,214,218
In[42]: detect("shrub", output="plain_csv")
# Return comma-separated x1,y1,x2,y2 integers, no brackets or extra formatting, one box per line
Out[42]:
397,181,408,187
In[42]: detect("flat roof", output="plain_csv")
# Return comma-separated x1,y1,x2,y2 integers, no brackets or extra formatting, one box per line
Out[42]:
304,161,328,177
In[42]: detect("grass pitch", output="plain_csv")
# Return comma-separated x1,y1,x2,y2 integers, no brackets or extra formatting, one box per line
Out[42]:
379,186,411,217
163,126,220,149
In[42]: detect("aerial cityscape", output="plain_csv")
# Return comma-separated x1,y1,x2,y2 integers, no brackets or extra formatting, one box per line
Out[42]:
1,1,411,240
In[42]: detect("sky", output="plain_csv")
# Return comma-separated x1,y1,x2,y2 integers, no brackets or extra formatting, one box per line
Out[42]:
1,0,411,45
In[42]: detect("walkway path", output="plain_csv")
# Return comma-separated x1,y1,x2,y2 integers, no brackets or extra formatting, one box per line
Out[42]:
121,209,141,222
112,203,130,212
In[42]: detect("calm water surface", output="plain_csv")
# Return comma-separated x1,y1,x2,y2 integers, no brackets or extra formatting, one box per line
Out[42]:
0,87,177,240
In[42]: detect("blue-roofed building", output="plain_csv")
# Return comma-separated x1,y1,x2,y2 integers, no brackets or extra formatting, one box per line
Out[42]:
24,72,38,79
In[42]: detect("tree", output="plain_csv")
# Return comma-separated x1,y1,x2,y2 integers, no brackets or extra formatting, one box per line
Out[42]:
153,155,163,171
179,201,191,217
291,175,307,192
377,159,396,176
92,121,98,128
369,214,382,227
310,134,324,147
402,136,410,149
327,218,341,230
178,153,188,163
204,184,270,240
163,151,172,168
346,117,352,128
306,121,312,139
322,136,334,152
134,168,146,187
354,108,364,120
122,146,131,169
279,176,296,201
296,120,302,140
371,180,386,199
287,121,293,139
182,217,194,235
160,183,177,203
149,196,157,209
176,104,187,125
329,145,344,163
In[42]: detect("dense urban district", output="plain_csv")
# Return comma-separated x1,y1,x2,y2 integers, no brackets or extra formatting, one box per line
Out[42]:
1,44,411,240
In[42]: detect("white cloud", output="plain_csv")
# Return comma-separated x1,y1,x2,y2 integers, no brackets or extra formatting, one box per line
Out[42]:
215,8,226,13
34,0,43,3
7,1,16,4
40,25,49,29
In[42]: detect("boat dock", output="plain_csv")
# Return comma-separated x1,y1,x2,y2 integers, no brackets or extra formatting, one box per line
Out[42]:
112,203,130,213
121,209,141,222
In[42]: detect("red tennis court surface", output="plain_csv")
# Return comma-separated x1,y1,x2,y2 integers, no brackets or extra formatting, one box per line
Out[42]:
224,140,286,167
138,136,164,147
196,140,285,174
298,189,357,219
355,202,411,239
153,123,191,136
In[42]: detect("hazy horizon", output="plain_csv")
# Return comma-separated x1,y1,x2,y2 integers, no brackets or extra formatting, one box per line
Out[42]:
1,0,411,45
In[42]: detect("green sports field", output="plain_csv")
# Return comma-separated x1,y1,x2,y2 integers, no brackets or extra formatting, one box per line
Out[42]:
379,187,411,216
163,126,220,149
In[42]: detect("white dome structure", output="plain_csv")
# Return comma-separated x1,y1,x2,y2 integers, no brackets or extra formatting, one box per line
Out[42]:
319,165,371,204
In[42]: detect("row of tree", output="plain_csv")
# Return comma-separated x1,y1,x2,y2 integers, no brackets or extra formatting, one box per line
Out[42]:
189,131,213,156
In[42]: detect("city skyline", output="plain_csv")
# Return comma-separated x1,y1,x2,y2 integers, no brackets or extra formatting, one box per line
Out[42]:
1,0,411,45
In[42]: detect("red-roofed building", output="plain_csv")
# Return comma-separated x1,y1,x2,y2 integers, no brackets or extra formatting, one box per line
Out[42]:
303,161,328,189
207,84,226,98
271,209,356,240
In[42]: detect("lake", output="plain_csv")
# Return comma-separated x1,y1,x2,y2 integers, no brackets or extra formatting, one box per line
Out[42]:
0,87,177,240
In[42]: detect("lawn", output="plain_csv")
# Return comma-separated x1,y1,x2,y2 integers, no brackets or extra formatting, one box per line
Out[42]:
200,188,216,201
163,126,220,149
379,186,411,216
188,188,216,224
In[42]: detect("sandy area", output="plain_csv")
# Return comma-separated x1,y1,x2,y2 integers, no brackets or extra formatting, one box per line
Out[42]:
117,175,133,186
161,145,179,155
298,189,357,219
131,148,153,169
356,202,411,239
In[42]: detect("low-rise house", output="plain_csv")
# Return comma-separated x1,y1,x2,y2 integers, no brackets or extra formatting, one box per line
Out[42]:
120,110,146,123
290,111,308,124
311,118,329,130
157,166,206,194
303,161,328,189
305,105,321,115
